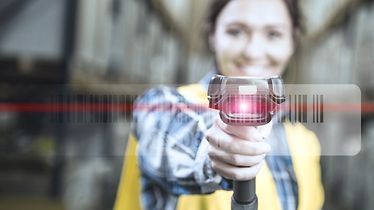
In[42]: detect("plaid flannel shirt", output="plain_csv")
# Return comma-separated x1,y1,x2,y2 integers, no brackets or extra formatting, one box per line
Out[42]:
133,72,298,210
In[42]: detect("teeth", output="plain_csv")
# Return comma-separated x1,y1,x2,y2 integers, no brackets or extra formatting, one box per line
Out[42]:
243,67,265,75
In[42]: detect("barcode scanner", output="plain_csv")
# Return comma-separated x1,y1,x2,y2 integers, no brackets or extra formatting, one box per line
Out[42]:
207,74,286,210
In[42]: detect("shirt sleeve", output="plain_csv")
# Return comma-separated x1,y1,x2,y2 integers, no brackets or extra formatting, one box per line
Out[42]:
133,86,232,195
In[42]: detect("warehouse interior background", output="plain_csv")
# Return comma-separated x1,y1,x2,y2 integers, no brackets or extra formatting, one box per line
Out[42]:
0,0,373,209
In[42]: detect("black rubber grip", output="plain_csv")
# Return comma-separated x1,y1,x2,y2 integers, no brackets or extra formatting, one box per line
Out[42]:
233,179,256,204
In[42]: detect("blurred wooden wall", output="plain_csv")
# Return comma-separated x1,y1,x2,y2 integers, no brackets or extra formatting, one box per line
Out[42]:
292,2,374,208
71,0,214,95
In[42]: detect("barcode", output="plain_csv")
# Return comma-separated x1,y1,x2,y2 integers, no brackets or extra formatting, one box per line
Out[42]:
276,94,324,124
48,93,326,124
49,94,136,123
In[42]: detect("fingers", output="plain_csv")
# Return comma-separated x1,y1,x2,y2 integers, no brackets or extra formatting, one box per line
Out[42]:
205,117,272,180
216,118,273,141
208,144,265,167
210,156,264,180
206,122,271,156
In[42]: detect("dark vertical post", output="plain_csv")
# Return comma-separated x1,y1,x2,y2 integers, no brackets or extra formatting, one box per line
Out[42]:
50,0,78,197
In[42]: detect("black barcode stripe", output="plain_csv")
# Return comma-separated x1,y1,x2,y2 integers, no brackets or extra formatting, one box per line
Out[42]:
316,95,319,123
312,95,315,123
303,95,307,123
294,95,297,122
289,94,292,122
298,95,302,122
320,95,324,123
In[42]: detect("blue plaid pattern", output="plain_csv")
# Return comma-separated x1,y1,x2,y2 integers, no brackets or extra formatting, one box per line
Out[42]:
133,72,298,210
266,124,299,210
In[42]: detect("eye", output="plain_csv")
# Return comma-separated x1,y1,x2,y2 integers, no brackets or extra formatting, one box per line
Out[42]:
267,30,283,40
226,28,245,37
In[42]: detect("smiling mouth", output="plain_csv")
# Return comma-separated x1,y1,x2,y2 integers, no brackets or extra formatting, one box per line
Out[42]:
234,62,268,76
235,61,268,70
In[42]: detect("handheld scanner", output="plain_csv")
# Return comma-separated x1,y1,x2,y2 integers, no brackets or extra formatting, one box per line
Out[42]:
208,75,286,126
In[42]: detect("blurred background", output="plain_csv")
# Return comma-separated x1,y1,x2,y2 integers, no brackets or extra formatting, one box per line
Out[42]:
0,0,373,209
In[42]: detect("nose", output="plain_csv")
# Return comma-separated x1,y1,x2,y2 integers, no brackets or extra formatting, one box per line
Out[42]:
241,34,266,61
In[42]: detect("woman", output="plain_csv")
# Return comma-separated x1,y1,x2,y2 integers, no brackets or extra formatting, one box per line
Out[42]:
115,0,324,210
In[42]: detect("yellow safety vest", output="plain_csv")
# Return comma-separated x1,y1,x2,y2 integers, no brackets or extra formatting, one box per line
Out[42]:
114,84,324,210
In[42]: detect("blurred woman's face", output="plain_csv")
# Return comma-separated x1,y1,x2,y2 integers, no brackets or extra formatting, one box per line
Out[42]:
211,0,294,77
